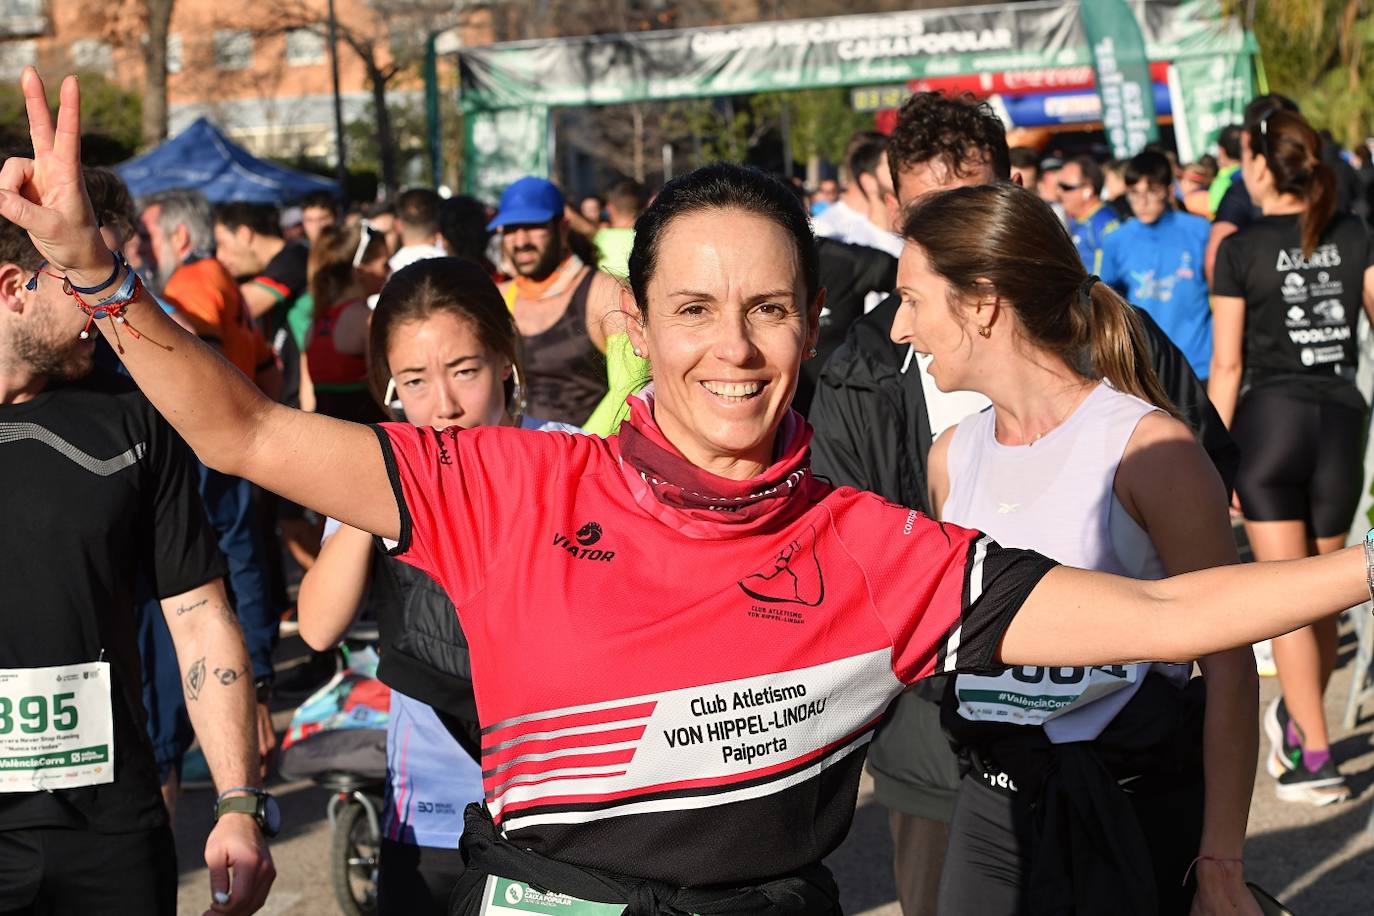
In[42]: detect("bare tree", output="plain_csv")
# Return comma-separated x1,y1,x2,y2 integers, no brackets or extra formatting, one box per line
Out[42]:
231,0,468,194
141,0,175,146
79,0,176,147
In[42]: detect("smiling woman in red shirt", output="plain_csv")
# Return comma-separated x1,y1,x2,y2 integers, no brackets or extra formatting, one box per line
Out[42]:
9,68,1374,916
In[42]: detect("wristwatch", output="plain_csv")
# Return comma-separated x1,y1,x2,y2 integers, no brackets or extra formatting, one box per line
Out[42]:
215,788,282,837
254,675,274,704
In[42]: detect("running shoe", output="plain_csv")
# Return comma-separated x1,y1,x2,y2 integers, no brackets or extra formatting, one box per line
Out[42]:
1274,757,1352,806
1252,639,1277,677
1264,697,1304,778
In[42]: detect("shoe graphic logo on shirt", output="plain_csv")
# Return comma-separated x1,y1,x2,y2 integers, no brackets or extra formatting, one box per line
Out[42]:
739,524,825,607
997,502,1020,514
576,521,602,546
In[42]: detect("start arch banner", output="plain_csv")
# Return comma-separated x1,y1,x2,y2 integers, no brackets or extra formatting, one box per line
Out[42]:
452,0,1257,200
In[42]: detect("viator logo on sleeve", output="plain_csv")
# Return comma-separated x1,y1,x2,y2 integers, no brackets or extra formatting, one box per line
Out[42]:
0,661,114,792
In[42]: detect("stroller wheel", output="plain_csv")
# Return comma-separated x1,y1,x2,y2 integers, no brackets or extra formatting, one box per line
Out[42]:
331,799,381,915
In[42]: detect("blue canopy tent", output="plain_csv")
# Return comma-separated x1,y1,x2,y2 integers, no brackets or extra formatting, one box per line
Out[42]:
116,118,338,204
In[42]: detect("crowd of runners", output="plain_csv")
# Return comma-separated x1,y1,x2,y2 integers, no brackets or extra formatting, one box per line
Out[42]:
2,61,1374,916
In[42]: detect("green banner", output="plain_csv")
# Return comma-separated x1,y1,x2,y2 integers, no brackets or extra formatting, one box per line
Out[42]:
464,106,551,203
455,1,1257,196
1166,27,1255,162
1080,0,1159,158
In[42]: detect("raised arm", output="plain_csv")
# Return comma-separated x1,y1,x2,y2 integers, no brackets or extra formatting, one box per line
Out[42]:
1000,546,1365,669
0,69,398,540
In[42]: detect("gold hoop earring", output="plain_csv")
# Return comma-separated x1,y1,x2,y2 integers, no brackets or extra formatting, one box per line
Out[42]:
977,325,992,339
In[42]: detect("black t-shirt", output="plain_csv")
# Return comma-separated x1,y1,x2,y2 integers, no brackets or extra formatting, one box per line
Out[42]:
1213,212,1373,403
1215,145,1359,231
251,242,309,407
1214,175,1259,229
0,369,225,833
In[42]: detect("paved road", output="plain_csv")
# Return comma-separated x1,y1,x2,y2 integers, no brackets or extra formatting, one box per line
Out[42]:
174,630,1374,916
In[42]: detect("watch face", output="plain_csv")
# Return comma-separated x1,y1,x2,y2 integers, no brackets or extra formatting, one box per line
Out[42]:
262,794,282,837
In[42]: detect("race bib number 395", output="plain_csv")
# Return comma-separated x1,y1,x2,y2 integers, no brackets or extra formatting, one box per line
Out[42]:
0,662,114,792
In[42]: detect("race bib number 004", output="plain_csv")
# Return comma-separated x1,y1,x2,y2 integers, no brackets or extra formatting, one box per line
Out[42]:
955,664,1138,728
0,662,114,793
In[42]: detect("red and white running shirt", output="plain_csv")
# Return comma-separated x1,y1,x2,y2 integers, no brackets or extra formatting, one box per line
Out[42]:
372,420,1054,884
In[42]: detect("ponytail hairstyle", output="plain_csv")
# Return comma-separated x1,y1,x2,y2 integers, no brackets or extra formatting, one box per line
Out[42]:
1246,110,1336,257
900,182,1179,418
367,257,526,415
308,222,389,321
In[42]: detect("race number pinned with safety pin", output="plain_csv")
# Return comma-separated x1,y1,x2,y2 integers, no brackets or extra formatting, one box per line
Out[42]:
0,662,113,793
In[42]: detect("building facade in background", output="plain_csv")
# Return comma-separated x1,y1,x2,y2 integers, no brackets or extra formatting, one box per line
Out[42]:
0,0,498,159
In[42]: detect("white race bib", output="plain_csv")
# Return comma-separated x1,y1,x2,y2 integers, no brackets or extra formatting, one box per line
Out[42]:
954,664,1139,728
0,662,114,793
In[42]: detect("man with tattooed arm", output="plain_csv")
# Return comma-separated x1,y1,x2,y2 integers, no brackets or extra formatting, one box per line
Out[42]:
0,115,275,913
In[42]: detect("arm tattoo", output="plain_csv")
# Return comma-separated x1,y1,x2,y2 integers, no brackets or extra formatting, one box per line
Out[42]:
213,664,249,687
175,598,209,616
185,657,206,701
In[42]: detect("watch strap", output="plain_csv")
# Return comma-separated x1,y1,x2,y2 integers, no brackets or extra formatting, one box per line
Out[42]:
216,793,261,820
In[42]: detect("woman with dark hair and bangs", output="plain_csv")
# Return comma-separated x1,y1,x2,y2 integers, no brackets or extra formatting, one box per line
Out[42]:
297,257,580,914
11,67,1374,915
1209,109,1374,807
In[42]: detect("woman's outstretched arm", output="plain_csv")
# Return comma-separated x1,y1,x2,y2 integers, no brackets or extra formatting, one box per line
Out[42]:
1001,546,1365,668
0,69,399,540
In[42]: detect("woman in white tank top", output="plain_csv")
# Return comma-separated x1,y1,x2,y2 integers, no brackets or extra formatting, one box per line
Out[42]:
891,186,1260,915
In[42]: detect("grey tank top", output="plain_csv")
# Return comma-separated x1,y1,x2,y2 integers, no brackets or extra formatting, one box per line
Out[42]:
521,269,608,426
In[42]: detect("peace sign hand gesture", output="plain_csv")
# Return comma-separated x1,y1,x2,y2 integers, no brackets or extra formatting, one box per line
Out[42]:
0,68,110,287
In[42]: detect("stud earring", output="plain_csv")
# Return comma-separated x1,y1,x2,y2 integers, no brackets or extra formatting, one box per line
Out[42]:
807,347,818,358
632,346,645,358
977,325,992,339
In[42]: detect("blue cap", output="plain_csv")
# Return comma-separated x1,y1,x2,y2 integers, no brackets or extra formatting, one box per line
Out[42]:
487,177,565,231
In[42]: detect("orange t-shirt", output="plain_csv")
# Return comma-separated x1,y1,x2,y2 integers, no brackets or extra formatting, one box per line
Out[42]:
163,257,273,378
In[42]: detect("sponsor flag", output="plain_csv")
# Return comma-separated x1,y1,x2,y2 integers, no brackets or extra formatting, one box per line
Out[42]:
1080,0,1159,158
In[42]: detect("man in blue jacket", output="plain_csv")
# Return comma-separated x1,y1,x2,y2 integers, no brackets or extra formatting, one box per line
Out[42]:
1101,151,1214,382
1060,155,1120,272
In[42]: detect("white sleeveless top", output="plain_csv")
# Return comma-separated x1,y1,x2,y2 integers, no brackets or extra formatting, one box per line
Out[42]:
943,382,1189,744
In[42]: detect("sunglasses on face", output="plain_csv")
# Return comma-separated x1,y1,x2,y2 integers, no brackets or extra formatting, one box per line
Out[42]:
1057,182,1086,193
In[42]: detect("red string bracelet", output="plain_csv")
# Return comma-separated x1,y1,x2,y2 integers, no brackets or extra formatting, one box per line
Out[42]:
1182,854,1244,885
34,267,169,354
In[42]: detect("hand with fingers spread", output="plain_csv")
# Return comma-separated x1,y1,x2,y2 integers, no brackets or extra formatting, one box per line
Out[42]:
0,68,112,288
